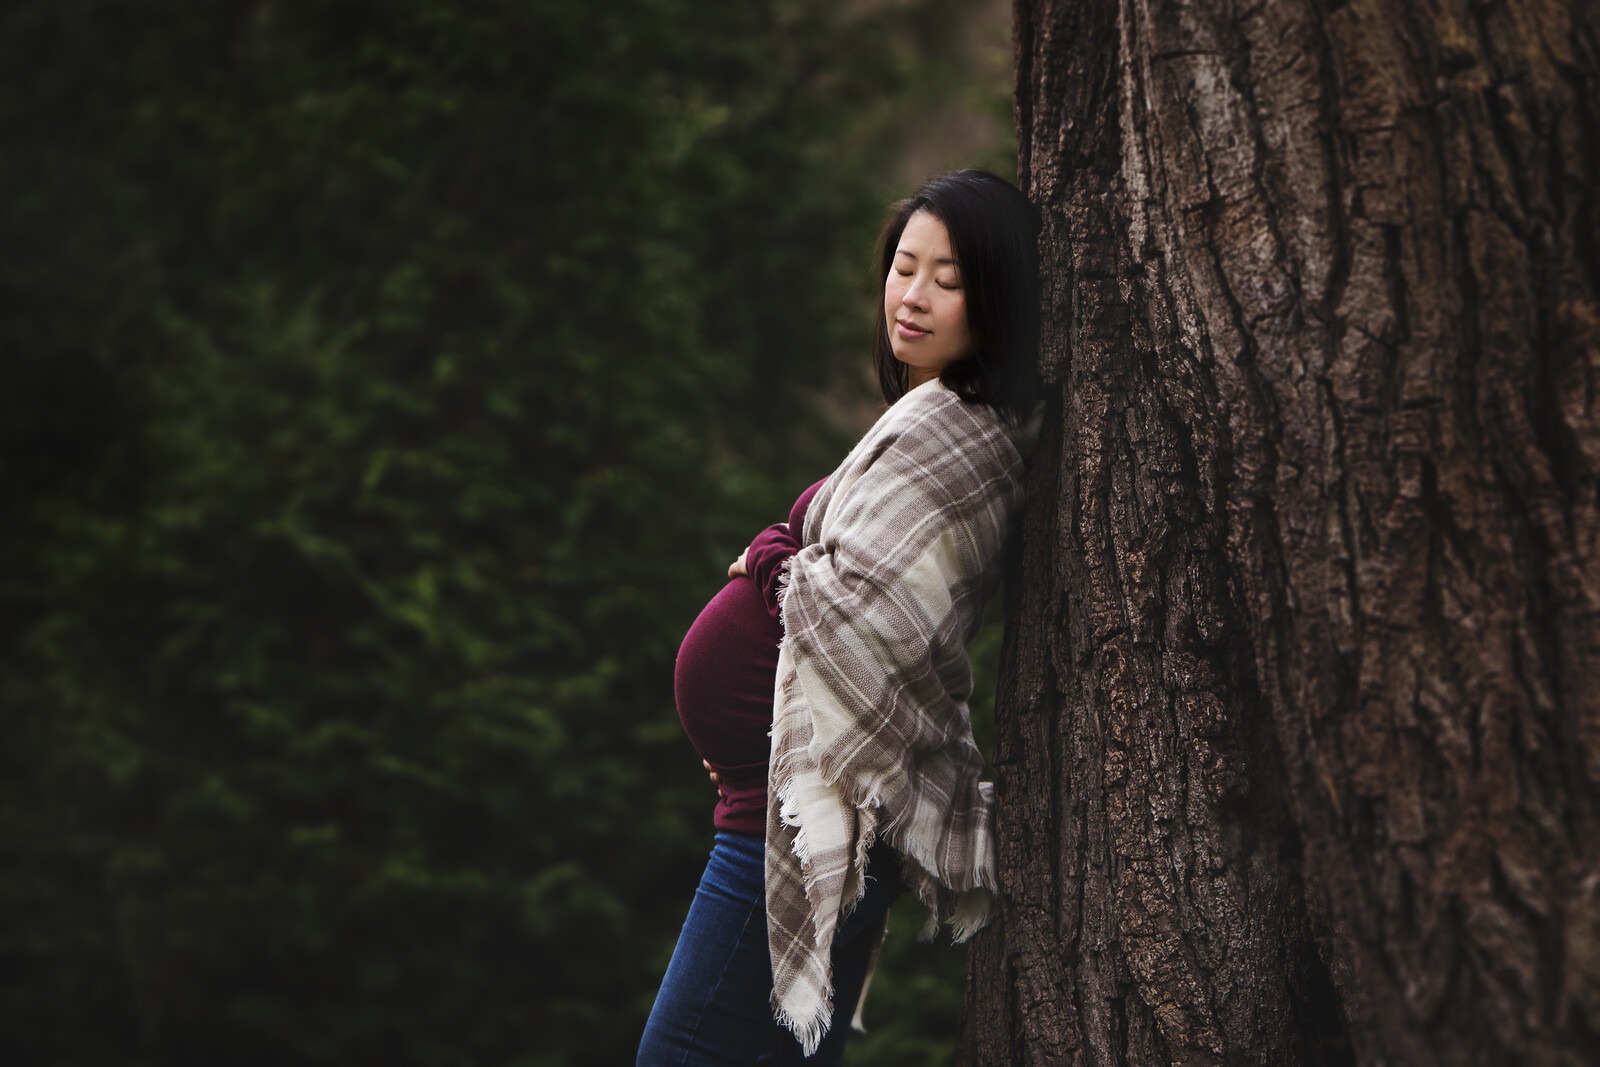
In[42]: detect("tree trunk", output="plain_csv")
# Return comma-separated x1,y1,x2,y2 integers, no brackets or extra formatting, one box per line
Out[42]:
962,0,1600,1063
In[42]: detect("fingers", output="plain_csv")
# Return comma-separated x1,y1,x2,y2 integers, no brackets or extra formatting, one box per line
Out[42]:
727,548,749,578
701,758,720,785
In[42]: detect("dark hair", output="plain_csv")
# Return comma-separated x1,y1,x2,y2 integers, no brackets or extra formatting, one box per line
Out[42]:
872,169,1041,422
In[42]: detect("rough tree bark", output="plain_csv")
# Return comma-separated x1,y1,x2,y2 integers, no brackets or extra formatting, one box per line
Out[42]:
961,0,1600,1063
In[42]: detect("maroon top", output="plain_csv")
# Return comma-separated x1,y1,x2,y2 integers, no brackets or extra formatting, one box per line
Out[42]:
675,479,826,834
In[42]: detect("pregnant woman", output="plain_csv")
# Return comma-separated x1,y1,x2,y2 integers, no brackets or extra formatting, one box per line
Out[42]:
639,169,1042,1065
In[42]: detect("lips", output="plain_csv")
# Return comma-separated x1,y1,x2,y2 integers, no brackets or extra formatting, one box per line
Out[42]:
895,318,931,338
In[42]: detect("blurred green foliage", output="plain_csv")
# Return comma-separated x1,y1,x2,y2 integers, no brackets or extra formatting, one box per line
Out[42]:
0,1,1011,1064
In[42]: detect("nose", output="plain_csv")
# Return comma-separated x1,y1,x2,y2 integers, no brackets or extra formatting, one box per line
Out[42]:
900,277,929,311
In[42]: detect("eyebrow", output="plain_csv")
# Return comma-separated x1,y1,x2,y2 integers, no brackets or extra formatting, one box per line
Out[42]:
894,248,958,266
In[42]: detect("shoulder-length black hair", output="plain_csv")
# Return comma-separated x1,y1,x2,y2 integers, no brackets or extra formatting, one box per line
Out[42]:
872,169,1041,422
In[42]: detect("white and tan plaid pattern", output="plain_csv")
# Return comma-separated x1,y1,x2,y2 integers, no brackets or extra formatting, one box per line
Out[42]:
766,379,1038,1053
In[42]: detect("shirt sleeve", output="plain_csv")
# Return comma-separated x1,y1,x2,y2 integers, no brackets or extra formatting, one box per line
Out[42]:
746,521,802,622
746,478,829,622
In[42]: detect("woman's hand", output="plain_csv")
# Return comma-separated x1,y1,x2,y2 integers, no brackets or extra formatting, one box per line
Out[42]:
702,759,723,795
727,549,748,578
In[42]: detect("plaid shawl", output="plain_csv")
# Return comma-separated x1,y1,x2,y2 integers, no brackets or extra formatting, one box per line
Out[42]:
766,379,1039,1053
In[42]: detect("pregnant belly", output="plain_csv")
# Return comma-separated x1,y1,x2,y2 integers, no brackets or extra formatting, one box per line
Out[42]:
674,576,782,771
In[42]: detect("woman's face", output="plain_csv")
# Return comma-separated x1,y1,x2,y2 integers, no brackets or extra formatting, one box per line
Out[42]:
884,209,973,388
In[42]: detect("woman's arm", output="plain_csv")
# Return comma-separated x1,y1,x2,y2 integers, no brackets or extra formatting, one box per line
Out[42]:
729,478,828,619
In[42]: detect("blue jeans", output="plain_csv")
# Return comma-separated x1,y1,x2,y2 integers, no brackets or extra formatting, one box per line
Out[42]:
638,831,904,1066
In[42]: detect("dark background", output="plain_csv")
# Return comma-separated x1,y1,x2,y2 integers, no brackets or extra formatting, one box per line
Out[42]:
0,1,1014,1063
